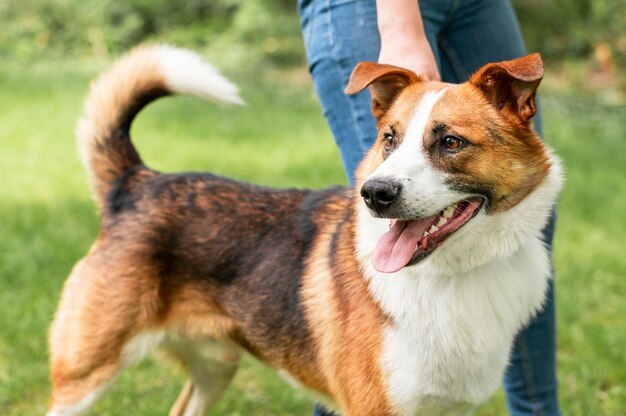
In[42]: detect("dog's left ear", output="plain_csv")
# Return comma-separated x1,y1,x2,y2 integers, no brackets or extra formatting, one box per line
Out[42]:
345,62,422,120
470,53,543,125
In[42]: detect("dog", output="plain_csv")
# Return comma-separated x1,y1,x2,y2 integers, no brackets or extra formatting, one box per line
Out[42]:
47,45,562,416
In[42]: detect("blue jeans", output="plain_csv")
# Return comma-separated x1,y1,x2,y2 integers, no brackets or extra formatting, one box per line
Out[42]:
297,0,560,415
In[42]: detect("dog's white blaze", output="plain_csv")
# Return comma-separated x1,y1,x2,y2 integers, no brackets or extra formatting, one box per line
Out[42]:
355,90,449,264
355,87,457,267
369,88,464,217
370,89,443,180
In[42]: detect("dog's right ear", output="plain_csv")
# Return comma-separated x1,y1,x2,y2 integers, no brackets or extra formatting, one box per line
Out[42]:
345,62,422,120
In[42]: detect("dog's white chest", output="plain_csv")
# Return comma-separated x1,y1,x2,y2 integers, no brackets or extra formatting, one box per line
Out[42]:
369,239,550,415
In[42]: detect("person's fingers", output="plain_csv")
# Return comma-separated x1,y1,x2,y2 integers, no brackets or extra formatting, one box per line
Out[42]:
378,39,441,81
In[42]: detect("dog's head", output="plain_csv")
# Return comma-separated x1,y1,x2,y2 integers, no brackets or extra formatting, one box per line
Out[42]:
346,54,562,274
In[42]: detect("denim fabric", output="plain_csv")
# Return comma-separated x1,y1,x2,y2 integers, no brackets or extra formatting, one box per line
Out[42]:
298,0,560,415
298,0,380,175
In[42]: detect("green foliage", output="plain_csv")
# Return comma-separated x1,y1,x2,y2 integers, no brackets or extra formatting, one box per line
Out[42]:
513,0,626,64
3,0,624,67
0,0,305,67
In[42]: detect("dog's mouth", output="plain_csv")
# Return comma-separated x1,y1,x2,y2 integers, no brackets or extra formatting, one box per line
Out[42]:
372,198,483,273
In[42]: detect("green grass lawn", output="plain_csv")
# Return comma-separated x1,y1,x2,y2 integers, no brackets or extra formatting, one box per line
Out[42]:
1,58,624,415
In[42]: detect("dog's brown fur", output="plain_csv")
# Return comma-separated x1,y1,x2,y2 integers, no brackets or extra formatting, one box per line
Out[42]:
51,49,396,410
49,47,548,416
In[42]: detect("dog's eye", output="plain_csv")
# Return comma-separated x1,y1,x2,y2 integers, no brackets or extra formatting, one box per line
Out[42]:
383,132,395,150
441,135,465,152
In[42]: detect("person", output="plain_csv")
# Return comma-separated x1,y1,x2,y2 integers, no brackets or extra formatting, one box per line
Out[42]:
296,0,560,415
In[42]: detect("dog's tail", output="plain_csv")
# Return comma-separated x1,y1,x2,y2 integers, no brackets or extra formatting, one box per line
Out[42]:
77,44,244,208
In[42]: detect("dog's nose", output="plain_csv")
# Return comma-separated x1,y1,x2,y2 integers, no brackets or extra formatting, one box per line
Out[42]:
360,179,402,213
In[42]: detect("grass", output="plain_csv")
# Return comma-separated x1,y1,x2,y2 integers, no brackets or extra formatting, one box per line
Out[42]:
0,57,624,415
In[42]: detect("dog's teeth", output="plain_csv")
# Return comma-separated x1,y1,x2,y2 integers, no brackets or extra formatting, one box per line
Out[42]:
436,217,447,227
443,205,455,219
422,230,429,238
429,225,439,233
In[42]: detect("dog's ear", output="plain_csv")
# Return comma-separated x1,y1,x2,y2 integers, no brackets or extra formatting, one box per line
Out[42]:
345,62,422,120
470,53,543,125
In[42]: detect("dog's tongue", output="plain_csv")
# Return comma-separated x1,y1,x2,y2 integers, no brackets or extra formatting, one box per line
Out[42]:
372,219,432,273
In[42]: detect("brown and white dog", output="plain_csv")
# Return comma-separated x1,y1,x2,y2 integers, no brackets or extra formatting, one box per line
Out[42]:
47,45,562,416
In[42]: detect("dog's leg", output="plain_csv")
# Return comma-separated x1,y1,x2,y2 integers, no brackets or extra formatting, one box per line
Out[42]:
47,257,155,415
46,367,120,416
167,339,241,416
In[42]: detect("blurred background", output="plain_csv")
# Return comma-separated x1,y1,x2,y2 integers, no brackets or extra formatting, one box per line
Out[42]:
0,0,624,415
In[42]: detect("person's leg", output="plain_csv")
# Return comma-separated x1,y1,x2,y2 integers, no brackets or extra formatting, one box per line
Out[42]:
435,0,560,414
297,0,380,185
503,212,558,416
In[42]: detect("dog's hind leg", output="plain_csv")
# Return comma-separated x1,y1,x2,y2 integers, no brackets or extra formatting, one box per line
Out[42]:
47,257,160,416
167,338,241,416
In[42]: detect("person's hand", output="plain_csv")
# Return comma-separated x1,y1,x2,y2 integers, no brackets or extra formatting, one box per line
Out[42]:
378,33,440,81
376,0,441,81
